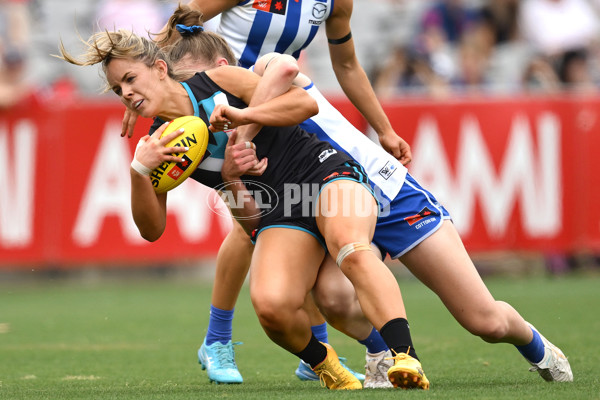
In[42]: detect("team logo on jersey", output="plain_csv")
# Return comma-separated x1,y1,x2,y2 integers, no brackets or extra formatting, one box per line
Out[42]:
379,161,397,180
253,0,287,15
404,207,434,226
318,148,337,163
167,154,193,180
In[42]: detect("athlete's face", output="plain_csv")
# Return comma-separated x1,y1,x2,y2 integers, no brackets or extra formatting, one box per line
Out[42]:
106,58,167,118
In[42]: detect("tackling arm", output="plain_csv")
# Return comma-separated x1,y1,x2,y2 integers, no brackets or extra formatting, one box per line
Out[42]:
207,66,318,131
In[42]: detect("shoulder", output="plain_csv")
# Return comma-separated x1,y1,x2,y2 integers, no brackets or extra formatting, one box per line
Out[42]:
205,66,259,102
325,0,352,37
188,0,240,20
205,65,258,83
328,0,352,20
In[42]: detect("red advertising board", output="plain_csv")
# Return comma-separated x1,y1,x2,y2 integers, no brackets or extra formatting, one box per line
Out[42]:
381,94,600,252
1,95,599,269
0,100,231,268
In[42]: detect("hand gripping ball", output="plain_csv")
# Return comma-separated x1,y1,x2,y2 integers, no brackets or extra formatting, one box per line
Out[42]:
150,116,209,194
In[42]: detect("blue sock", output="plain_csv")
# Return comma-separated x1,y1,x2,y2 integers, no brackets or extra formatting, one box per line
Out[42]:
205,305,234,346
359,327,389,354
515,327,545,364
311,323,329,344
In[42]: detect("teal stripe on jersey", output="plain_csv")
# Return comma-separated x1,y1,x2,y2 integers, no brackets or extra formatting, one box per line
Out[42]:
180,85,230,160
195,91,229,160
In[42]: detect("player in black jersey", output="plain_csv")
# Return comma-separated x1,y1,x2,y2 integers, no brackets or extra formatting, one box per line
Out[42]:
57,27,573,389
57,28,432,390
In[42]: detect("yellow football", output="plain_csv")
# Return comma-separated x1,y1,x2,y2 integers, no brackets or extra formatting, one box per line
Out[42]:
150,116,209,194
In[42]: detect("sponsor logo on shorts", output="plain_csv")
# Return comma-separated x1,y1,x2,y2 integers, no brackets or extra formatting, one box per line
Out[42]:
404,207,435,227
318,149,337,163
378,161,397,180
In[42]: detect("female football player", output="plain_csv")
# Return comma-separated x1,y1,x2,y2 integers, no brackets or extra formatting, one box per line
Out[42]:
156,10,573,388
119,0,413,384
57,27,431,390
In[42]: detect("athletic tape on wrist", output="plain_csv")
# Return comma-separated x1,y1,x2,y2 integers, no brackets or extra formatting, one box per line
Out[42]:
131,158,152,176
336,242,372,267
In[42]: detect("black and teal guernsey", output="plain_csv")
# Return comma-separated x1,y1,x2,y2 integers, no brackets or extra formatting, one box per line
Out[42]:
149,72,371,246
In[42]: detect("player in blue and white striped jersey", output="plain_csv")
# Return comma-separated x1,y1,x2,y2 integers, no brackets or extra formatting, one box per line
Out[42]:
151,0,412,384
130,0,411,167
161,11,572,388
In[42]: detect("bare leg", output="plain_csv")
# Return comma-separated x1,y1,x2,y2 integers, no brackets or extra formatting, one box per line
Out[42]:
249,228,325,352
316,180,407,330
315,180,428,389
211,220,253,310
304,295,327,329
312,251,378,341
400,221,532,345
197,220,254,384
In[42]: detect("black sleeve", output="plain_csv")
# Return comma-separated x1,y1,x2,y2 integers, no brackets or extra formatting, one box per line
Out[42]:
148,117,164,136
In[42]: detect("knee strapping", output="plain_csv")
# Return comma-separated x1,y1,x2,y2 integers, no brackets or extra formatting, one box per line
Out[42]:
336,242,372,267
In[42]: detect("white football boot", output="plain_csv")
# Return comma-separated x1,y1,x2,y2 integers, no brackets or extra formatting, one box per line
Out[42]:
363,349,394,388
527,323,573,382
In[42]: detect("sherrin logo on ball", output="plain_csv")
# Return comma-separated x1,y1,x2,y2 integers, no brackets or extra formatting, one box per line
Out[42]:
151,116,209,194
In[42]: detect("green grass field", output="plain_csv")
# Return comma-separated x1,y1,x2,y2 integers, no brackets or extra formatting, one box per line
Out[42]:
1,270,599,400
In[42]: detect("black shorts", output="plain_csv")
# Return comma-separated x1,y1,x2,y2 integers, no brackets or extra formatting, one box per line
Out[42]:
250,157,376,247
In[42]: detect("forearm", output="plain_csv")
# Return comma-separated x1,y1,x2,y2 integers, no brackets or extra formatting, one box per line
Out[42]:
331,56,394,136
243,86,317,126
130,169,167,241
208,66,317,128
186,0,239,20
235,54,301,140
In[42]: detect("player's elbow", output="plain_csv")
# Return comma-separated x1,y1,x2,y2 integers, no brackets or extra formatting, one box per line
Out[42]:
140,230,162,242
135,219,165,242
307,98,319,117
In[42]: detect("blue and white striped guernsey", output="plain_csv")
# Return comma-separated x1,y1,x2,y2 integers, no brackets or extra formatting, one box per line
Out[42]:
216,0,333,68
300,82,408,205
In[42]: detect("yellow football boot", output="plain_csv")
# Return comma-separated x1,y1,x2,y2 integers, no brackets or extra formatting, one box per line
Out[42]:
386,350,430,390
312,343,363,390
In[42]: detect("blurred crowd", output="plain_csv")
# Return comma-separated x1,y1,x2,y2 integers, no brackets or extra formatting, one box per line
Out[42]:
304,0,600,98
0,0,176,108
2,0,600,109
368,0,600,98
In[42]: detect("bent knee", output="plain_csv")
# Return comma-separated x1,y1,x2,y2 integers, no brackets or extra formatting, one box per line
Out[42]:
251,292,296,329
462,309,510,342
337,249,377,280
316,291,359,323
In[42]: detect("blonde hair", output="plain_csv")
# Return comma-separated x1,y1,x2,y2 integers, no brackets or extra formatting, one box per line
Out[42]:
57,29,176,92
